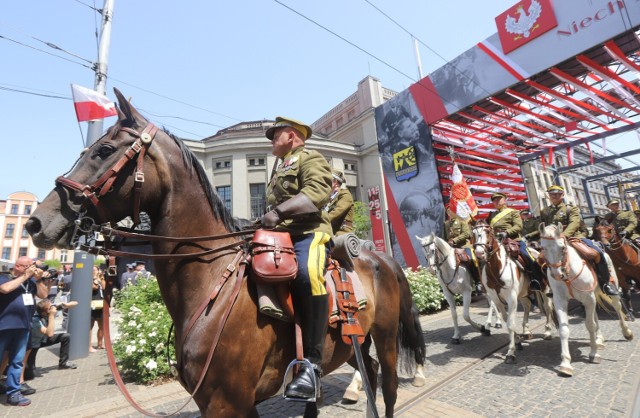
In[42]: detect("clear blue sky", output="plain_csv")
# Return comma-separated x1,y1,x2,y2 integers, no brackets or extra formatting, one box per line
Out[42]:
2,0,635,201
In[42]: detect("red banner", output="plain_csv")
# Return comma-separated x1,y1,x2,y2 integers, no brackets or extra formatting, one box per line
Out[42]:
367,186,386,253
496,0,557,54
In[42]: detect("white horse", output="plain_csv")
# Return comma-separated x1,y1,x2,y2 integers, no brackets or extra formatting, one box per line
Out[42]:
539,223,633,376
472,221,536,363
415,233,498,344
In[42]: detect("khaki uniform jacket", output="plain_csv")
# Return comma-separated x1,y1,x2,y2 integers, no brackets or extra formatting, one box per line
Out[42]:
527,203,586,239
325,188,354,236
522,217,539,237
266,146,333,236
444,217,471,248
487,207,522,239
604,210,638,237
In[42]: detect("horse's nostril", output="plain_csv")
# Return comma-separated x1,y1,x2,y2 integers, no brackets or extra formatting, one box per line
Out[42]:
25,217,41,235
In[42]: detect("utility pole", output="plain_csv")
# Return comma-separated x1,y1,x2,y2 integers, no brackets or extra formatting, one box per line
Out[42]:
69,0,115,360
413,37,424,80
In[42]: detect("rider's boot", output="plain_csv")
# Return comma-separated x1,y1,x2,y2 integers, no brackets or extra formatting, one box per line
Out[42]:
285,294,329,400
594,258,619,296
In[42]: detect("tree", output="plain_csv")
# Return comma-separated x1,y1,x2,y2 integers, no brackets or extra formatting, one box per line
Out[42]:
353,201,371,239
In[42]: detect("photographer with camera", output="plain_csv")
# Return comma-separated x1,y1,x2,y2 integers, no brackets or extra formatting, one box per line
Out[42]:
32,259,59,304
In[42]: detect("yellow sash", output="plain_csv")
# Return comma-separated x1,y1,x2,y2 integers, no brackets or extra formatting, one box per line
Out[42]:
489,208,515,227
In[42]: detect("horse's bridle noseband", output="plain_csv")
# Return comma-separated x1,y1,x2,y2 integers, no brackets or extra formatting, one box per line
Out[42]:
56,122,159,232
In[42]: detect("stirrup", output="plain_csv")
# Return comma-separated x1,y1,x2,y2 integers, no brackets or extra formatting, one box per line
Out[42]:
282,358,318,403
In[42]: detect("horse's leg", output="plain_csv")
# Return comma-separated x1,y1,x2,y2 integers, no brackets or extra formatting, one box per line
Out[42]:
601,293,634,341
487,299,503,329
360,333,385,417
342,369,362,403
520,294,532,341
553,294,573,377
504,295,519,364
442,286,462,344
621,286,635,321
461,289,489,336
583,293,601,365
539,292,554,340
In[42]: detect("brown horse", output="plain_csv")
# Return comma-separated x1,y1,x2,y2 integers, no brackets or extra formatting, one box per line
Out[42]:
26,89,425,417
592,220,639,319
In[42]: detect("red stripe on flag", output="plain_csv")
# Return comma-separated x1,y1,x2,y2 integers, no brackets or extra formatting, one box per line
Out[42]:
383,177,420,270
74,101,117,122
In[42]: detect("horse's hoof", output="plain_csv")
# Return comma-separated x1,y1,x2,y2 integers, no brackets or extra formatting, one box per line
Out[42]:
342,389,359,403
624,332,634,341
522,333,533,341
558,366,573,377
505,355,516,364
626,314,635,322
516,341,523,351
451,338,461,345
589,354,601,364
412,374,426,387
543,333,553,341
481,326,491,336
494,323,503,329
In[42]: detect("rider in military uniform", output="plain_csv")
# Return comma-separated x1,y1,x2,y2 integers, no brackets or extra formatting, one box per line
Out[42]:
445,212,482,293
261,116,333,400
486,192,544,291
604,198,638,241
520,209,539,238
526,185,618,295
323,170,354,236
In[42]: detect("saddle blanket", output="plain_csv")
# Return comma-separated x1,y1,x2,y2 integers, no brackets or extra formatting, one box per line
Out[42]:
257,269,367,322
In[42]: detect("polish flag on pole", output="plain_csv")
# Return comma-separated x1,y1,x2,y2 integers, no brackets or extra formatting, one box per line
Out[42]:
71,84,117,122
447,163,478,221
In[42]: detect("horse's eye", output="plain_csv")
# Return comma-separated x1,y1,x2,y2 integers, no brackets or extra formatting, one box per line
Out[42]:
96,145,116,159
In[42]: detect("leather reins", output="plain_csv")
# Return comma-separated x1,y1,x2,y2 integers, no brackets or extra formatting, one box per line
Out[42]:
540,235,594,297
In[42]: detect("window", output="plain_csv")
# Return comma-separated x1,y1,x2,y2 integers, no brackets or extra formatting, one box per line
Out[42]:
19,247,28,257
24,205,32,215
250,183,266,218
213,159,231,170
60,250,68,263
22,225,29,238
344,161,358,172
37,249,46,260
216,186,232,212
248,157,266,167
5,224,15,238
10,204,19,215
2,247,10,259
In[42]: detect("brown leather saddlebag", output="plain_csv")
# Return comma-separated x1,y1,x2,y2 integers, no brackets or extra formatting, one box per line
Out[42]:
250,230,298,284
454,248,471,264
568,238,601,264
504,238,521,259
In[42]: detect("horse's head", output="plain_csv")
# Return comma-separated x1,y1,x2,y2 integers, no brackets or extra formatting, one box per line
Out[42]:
592,219,615,245
27,88,235,249
538,222,567,280
416,234,438,273
471,219,492,262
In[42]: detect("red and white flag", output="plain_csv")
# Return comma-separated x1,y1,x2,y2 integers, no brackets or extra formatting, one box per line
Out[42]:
447,163,478,221
566,146,573,166
71,84,117,122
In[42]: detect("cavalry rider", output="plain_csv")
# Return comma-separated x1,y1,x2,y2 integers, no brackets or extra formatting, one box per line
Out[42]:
604,198,638,241
444,212,482,294
520,209,539,240
323,170,354,236
486,192,544,291
526,185,619,296
261,116,333,400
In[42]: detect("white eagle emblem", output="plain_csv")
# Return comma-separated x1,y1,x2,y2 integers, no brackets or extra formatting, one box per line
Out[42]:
505,0,542,38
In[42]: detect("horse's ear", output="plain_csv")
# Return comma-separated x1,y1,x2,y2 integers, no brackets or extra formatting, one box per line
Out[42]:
113,88,147,127
555,222,564,236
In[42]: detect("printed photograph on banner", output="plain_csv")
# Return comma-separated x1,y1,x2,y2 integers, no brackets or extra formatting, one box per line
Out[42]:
375,90,444,268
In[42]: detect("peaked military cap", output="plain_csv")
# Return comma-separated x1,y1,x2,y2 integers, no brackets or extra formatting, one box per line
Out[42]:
547,185,565,193
265,116,312,140
607,198,621,206
332,170,346,184
520,209,531,215
491,192,507,200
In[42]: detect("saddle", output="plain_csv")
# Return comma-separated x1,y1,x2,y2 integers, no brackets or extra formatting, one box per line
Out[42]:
503,238,527,269
568,238,601,263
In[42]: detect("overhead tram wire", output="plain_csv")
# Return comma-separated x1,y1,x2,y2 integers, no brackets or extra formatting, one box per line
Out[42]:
0,33,93,70
0,84,70,100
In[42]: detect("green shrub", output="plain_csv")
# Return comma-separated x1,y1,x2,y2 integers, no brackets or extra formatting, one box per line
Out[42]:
404,266,462,314
112,274,174,384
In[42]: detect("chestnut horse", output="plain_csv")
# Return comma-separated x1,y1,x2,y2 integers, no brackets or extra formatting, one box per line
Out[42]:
26,89,425,417
592,220,639,320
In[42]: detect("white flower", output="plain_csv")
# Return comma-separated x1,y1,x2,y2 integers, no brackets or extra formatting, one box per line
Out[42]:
125,345,136,355
145,359,158,370
128,320,137,327
139,339,147,346
156,342,165,352
148,331,157,337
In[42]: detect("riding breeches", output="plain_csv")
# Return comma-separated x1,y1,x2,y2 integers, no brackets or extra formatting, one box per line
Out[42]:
581,238,611,282
291,232,331,299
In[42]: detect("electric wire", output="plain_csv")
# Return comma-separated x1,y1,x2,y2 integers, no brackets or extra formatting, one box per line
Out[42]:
0,33,93,69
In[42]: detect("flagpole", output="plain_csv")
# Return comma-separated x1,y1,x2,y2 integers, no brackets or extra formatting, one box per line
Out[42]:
68,0,115,361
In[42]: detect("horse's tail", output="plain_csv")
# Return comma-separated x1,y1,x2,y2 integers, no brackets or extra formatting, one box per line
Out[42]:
594,287,615,315
377,252,426,374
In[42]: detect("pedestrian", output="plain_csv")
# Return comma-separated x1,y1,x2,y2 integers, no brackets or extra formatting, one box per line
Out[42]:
0,256,48,406
89,266,105,352
323,170,354,236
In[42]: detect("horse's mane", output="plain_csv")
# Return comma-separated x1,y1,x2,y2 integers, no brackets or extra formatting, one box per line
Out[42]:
165,129,239,232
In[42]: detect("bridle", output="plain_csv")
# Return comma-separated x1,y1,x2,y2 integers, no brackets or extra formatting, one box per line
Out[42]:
426,241,448,271
56,122,159,238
